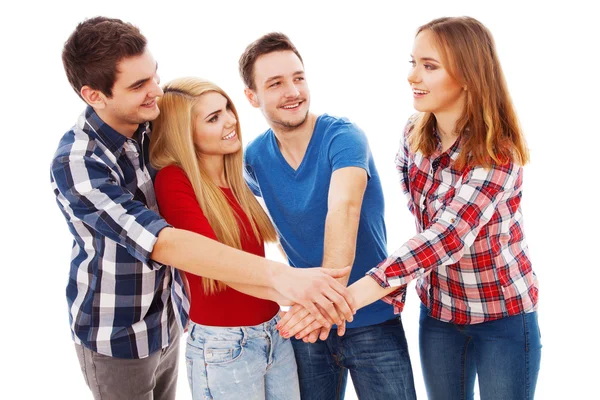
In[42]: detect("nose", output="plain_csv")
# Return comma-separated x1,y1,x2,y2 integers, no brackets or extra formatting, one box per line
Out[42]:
283,80,300,98
407,66,420,85
226,110,237,128
151,75,163,97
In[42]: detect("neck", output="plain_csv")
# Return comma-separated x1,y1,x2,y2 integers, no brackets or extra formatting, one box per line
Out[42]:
95,108,138,138
199,155,228,188
434,111,461,152
272,113,317,153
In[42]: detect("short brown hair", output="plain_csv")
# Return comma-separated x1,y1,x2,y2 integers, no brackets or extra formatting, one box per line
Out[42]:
62,16,147,99
238,32,303,90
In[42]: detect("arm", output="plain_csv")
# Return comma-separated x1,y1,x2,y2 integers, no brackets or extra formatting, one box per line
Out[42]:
321,166,367,282
278,275,404,339
368,163,522,307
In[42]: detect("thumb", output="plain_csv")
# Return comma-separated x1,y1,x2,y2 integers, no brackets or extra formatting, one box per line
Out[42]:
321,266,351,278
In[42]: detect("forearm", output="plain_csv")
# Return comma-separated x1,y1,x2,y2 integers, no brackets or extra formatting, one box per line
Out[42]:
226,282,290,305
152,227,285,287
321,205,361,283
348,276,399,310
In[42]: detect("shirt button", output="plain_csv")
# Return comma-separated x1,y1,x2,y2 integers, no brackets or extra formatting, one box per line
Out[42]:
450,218,456,223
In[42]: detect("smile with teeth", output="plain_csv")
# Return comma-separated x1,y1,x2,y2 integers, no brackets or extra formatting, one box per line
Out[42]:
142,99,156,107
413,89,429,95
281,102,301,109
222,130,237,140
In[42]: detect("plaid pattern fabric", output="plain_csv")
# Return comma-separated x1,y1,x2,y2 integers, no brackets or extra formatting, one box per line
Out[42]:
368,118,538,324
51,106,189,358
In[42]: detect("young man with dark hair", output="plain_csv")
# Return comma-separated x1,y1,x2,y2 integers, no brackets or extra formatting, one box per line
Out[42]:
52,18,354,400
240,32,417,400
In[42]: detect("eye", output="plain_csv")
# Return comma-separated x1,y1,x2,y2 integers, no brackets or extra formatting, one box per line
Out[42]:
208,115,218,123
294,76,305,82
269,81,281,88
424,64,437,70
409,60,416,67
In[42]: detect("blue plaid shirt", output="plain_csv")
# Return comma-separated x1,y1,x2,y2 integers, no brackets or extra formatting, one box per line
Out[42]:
51,106,189,359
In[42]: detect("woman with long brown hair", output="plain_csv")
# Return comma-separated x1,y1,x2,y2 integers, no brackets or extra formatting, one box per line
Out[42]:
151,77,300,400
279,16,541,399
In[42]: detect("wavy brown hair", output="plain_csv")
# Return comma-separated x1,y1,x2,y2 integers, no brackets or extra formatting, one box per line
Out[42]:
150,77,278,293
409,16,529,170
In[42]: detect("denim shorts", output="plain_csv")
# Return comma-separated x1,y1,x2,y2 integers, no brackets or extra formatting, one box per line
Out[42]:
185,314,300,400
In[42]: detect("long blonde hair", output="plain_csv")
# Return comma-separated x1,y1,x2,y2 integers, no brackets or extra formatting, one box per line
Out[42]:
150,77,278,293
410,16,529,170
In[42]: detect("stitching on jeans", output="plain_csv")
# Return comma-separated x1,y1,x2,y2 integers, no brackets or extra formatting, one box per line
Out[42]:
461,337,471,400
335,366,346,399
523,313,530,400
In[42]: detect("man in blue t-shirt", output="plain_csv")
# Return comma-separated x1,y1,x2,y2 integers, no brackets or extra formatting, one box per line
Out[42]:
239,33,417,400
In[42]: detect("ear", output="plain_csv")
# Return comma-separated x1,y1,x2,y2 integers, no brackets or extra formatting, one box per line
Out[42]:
244,87,260,108
80,85,108,109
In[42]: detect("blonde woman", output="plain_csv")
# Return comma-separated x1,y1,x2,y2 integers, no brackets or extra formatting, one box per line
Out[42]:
150,77,300,400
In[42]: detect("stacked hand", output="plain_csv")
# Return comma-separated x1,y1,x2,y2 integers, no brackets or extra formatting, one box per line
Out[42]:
277,302,350,342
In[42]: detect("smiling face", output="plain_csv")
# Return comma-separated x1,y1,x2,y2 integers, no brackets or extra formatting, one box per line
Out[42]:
98,49,163,135
192,91,241,157
408,30,466,119
245,50,310,131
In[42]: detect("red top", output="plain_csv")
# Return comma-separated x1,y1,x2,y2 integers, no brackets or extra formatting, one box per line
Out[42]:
154,165,279,326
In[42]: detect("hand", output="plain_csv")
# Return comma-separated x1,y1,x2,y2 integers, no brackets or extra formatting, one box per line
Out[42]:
302,326,332,343
278,304,320,338
275,266,355,329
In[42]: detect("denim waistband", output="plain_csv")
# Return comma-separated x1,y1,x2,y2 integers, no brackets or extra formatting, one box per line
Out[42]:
189,313,280,340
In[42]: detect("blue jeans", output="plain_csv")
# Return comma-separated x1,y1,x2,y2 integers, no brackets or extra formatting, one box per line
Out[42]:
419,303,542,400
185,314,300,400
291,317,416,400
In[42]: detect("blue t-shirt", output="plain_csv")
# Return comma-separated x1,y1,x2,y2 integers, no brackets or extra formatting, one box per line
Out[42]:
244,114,394,328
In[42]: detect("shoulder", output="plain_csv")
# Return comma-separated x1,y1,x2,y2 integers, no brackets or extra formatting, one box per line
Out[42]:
155,165,192,193
318,114,367,142
245,128,273,162
156,164,188,184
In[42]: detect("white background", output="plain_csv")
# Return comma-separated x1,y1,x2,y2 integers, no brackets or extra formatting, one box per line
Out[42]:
1,1,598,399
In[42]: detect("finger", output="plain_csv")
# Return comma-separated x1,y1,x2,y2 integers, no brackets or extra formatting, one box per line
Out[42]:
278,306,310,334
320,274,356,318
314,293,345,326
283,312,321,339
306,329,321,343
337,321,346,337
294,319,324,340
319,325,332,341
301,300,332,330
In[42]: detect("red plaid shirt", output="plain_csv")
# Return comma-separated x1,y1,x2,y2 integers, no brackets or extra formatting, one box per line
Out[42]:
368,118,539,324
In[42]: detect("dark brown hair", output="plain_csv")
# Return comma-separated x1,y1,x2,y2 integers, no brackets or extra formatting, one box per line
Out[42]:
410,16,529,169
62,16,147,99
238,32,303,90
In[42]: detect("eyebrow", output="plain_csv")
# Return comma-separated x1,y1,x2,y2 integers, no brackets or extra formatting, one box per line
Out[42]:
264,70,305,84
203,109,221,121
410,55,441,63
126,62,159,89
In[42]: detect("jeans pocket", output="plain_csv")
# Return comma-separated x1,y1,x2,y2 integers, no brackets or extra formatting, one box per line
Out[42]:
204,341,244,365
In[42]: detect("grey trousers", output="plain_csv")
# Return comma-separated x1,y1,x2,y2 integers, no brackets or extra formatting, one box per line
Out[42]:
74,323,181,400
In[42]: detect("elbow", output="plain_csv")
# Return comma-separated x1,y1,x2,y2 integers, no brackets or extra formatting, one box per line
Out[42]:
151,227,174,265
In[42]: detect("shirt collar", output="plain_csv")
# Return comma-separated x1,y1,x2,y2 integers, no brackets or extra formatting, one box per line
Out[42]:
84,106,150,154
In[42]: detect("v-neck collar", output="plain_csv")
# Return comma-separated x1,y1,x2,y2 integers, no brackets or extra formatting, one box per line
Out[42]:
269,115,322,178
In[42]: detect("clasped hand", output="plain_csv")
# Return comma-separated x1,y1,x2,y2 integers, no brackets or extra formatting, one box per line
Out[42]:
277,303,350,343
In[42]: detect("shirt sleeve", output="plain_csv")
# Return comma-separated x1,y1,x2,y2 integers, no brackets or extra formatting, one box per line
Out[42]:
154,166,219,241
243,158,262,197
51,151,169,267
328,123,371,178
368,162,521,290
